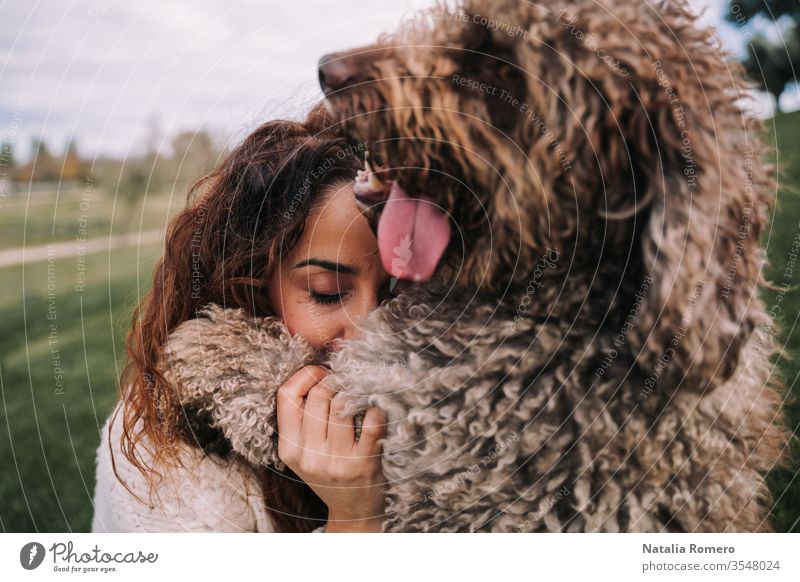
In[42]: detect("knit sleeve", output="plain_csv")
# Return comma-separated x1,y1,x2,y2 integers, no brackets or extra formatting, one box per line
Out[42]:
91,403,274,533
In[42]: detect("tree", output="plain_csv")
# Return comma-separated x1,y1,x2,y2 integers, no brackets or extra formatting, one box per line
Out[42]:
1,141,14,171
61,138,90,182
744,32,798,113
17,138,61,182
169,129,218,190
728,1,800,113
726,0,800,25
117,160,152,206
87,118,171,232
0,141,14,194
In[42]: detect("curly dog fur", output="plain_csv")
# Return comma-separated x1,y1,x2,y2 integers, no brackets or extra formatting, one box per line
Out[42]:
163,0,787,531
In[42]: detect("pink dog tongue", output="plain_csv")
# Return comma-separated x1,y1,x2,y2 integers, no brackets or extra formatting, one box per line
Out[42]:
377,182,451,282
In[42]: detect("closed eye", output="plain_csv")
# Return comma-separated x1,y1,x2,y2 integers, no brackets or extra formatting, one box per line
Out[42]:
310,290,347,305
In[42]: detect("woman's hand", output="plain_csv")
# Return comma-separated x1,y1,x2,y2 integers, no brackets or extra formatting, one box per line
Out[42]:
276,366,387,532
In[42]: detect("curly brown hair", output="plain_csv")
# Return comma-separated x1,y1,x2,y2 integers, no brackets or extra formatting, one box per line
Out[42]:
111,104,360,532
313,0,786,531
319,0,780,393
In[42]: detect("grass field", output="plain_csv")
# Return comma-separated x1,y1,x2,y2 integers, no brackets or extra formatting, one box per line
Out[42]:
0,191,180,249
1,114,799,532
761,111,800,532
0,245,160,531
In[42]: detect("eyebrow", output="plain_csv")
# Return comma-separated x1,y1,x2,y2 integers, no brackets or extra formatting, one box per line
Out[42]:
292,258,358,274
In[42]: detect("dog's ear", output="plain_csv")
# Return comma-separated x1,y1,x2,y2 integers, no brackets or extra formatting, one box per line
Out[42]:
527,0,777,394
621,56,775,394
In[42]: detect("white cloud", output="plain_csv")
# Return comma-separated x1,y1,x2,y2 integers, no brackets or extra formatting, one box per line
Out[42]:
1,0,434,160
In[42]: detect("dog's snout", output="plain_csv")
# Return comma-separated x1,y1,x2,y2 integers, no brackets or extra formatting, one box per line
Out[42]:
318,53,358,96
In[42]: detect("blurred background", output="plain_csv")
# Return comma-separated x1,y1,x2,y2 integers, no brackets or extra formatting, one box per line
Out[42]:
0,0,798,532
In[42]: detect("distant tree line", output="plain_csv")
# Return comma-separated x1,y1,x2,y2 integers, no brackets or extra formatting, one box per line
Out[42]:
2,129,222,205
3,138,90,184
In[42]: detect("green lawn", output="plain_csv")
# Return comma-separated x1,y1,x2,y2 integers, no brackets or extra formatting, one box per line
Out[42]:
762,111,800,533
0,245,160,532
0,114,799,532
0,191,180,249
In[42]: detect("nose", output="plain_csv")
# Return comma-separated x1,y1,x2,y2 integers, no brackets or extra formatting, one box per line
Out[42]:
318,53,358,96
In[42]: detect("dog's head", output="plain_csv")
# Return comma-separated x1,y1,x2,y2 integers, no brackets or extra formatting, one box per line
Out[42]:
319,1,531,286
320,0,775,389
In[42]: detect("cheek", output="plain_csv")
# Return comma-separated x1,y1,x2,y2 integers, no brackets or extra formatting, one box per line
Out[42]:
267,270,350,349
280,294,342,349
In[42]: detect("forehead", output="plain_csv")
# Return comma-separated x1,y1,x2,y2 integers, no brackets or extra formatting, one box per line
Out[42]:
294,181,379,260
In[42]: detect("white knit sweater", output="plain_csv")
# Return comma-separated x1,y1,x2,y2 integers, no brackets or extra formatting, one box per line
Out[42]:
91,403,278,532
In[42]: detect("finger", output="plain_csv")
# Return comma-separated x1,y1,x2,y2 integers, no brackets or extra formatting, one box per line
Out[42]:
302,381,335,447
277,366,329,456
327,393,356,455
355,407,387,456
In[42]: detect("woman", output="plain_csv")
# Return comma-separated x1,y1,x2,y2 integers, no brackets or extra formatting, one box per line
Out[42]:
91,106,389,533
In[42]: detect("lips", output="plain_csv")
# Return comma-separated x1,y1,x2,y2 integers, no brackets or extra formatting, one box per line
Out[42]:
353,160,451,282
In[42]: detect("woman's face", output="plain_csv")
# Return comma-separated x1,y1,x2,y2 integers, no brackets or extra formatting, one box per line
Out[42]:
267,180,391,350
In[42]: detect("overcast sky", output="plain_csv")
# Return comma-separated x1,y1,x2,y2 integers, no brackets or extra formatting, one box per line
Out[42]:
0,0,791,163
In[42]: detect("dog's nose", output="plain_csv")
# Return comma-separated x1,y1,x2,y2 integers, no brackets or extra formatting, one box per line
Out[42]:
318,53,358,95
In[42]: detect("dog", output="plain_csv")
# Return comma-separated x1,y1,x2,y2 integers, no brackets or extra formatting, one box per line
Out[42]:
166,0,786,531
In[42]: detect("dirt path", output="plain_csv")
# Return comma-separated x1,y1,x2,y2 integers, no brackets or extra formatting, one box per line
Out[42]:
0,229,164,269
